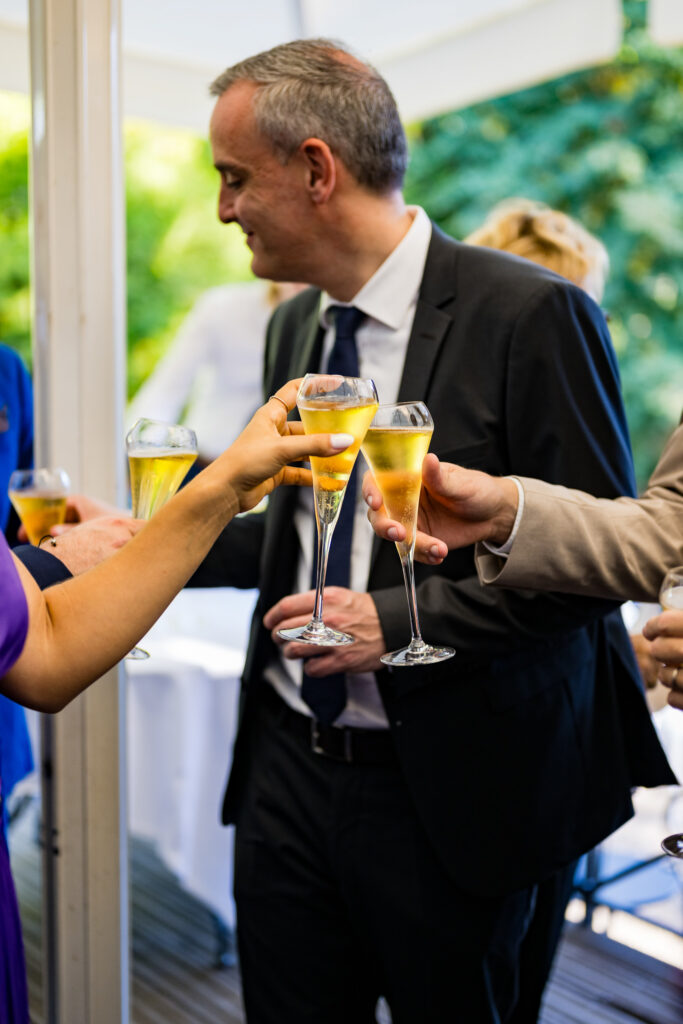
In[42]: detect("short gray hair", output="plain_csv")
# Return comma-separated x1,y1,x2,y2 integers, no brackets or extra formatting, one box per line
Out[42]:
209,39,408,194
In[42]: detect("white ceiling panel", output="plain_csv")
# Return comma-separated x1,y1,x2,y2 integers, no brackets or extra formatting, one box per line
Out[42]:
0,0,635,131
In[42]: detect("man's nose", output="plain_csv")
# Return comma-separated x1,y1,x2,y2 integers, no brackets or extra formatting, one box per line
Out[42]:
218,187,235,224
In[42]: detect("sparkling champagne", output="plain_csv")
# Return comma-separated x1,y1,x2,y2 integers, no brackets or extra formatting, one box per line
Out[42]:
361,426,432,552
128,450,197,519
278,374,379,648
9,491,68,546
361,402,454,667
299,399,378,524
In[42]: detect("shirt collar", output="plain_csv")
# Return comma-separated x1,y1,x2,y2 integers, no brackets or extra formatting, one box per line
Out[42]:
319,206,432,331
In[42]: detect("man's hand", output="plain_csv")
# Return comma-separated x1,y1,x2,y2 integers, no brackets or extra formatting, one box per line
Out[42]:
264,588,386,674
642,610,683,712
39,516,145,576
363,454,519,563
629,632,660,690
61,493,124,525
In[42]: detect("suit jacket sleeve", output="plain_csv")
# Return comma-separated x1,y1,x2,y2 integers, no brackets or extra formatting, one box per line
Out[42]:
187,510,265,589
475,420,683,602
13,544,73,588
373,280,637,663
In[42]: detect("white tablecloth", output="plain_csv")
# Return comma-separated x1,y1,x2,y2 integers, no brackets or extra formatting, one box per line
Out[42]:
126,587,257,930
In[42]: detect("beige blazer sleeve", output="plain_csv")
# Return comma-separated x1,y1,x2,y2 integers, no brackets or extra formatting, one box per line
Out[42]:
476,421,683,602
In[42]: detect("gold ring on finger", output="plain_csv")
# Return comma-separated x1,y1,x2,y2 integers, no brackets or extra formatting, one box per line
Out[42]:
269,394,289,414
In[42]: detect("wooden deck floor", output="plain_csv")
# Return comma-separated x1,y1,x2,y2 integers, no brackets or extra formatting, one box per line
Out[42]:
10,807,683,1024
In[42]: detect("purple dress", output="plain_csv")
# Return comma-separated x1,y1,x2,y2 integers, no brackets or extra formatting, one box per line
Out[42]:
0,535,30,1024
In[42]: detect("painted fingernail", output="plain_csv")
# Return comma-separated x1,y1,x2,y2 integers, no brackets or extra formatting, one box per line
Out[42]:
330,433,354,449
388,527,399,540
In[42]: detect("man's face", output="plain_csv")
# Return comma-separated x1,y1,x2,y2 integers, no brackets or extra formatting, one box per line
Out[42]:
210,82,313,282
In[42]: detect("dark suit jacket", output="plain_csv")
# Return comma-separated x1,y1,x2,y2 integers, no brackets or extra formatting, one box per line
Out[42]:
192,225,674,897
13,545,72,588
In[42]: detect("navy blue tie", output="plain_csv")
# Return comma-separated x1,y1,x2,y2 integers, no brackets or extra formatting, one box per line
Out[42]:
301,305,365,723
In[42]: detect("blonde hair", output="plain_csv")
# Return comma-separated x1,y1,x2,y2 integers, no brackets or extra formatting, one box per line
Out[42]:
466,199,609,302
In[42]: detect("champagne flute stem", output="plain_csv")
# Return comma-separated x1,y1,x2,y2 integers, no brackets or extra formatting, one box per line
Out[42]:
397,542,424,647
311,516,335,626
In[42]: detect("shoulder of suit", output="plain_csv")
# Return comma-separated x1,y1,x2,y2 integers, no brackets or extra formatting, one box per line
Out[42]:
414,222,594,326
434,225,577,295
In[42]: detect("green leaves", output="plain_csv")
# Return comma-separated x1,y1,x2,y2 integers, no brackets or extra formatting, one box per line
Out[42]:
405,1,683,486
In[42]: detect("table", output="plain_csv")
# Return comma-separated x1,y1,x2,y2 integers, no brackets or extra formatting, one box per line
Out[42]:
126,587,257,933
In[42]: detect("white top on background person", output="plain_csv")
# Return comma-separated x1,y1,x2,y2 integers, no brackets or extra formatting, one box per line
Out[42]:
127,279,303,461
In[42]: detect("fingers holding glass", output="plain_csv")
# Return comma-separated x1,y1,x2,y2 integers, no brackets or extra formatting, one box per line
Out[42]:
277,373,378,647
657,567,683,857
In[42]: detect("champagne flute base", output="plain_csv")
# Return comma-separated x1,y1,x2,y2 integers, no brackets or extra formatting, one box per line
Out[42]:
278,623,355,647
125,646,150,661
661,832,683,858
381,642,455,667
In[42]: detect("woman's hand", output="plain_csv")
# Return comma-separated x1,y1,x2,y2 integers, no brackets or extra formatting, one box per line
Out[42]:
217,379,354,514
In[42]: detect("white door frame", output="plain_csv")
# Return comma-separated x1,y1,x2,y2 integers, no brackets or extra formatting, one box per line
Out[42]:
28,0,128,1020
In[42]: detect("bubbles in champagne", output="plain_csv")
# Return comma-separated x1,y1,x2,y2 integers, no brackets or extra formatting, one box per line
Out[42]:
128,450,197,519
315,486,345,526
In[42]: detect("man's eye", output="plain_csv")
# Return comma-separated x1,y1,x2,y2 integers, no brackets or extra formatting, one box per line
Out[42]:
223,173,241,189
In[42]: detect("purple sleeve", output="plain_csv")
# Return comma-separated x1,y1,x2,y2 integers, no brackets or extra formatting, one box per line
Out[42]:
0,536,29,677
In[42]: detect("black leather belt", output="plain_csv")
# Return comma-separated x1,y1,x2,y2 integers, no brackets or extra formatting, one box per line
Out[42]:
262,684,397,765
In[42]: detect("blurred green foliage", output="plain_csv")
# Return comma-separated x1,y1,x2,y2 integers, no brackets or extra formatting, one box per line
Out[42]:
123,123,252,396
0,96,31,364
404,0,682,484
0,0,681,486
0,101,253,398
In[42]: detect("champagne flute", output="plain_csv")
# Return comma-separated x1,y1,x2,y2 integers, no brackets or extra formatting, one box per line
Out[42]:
8,467,71,545
278,373,378,646
361,402,455,666
658,567,683,858
125,418,198,658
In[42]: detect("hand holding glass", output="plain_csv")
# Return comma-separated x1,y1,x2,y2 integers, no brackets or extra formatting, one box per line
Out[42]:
362,402,454,666
658,566,683,858
8,467,71,545
125,418,198,657
278,373,378,646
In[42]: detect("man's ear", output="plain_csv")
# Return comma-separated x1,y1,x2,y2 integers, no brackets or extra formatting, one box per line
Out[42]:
300,138,336,203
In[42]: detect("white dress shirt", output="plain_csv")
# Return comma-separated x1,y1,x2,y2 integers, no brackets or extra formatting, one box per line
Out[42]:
482,478,525,556
266,206,433,728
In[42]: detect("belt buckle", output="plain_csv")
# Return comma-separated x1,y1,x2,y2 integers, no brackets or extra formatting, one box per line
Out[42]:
310,720,353,763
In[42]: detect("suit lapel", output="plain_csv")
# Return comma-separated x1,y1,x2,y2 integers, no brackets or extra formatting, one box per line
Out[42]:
397,225,459,402
397,301,454,403
371,226,461,571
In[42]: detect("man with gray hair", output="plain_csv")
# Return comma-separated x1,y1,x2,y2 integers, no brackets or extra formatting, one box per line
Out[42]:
192,38,673,1023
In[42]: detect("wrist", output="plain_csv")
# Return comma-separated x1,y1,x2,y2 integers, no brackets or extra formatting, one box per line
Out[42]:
171,466,241,536
488,478,520,546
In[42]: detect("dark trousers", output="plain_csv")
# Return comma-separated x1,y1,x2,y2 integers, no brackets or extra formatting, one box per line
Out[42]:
234,687,536,1024
508,860,577,1024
